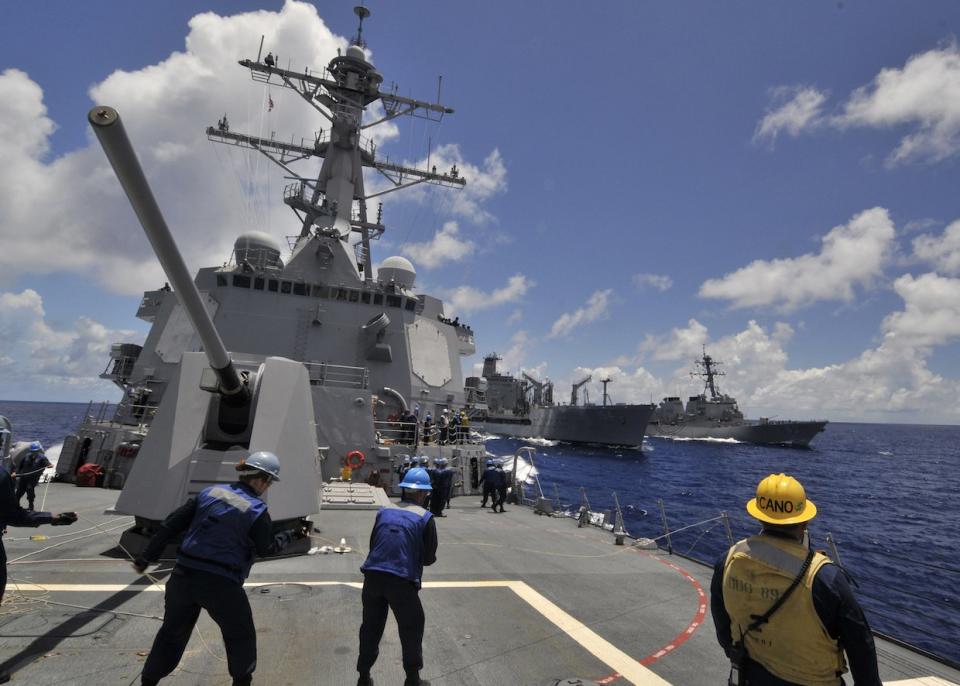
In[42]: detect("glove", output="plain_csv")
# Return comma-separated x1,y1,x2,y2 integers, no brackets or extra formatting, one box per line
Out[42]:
51,512,78,526
132,557,149,574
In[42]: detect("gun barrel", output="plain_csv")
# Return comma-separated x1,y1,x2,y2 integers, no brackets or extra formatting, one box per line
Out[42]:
88,106,246,400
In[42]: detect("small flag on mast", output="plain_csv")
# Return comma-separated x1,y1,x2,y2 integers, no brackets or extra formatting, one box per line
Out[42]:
268,95,274,112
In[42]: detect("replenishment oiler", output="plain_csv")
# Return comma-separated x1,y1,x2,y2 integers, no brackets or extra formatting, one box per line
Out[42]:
1,7,956,686
468,353,655,447
646,349,828,447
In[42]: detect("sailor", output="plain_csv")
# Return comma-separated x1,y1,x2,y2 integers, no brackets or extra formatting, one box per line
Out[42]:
133,451,301,686
438,409,450,445
419,457,434,511
478,459,497,508
492,463,508,513
448,411,460,444
264,51,275,68
357,467,438,686
459,411,470,443
422,413,433,445
11,441,51,511
710,473,881,686
430,458,452,517
0,462,76,604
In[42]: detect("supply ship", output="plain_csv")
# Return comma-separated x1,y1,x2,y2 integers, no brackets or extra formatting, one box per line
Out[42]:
468,354,655,447
2,7,955,686
646,349,827,447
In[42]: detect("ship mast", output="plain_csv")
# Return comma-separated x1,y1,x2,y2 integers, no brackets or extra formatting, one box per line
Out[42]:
207,6,466,281
692,346,725,400
600,377,612,407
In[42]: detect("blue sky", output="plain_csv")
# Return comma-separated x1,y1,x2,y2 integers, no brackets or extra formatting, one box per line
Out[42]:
1,1,959,423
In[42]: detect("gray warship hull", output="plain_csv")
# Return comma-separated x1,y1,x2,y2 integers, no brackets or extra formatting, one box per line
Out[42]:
475,403,655,446
646,418,828,447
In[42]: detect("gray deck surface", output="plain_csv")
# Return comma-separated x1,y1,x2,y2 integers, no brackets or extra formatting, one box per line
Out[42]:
0,484,956,685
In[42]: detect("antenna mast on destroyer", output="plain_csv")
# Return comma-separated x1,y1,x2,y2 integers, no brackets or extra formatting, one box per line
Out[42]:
692,346,725,400
207,5,466,280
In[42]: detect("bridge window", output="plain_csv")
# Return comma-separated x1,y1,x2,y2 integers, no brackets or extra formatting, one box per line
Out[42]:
313,285,328,298
293,282,307,296
348,290,360,303
268,279,278,292
254,277,265,290
404,298,416,311
216,274,228,287
361,292,371,304
281,281,292,294
386,295,402,308
373,293,383,305
232,274,251,288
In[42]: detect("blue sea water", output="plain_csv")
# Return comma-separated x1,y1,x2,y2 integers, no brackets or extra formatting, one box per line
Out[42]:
2,400,958,664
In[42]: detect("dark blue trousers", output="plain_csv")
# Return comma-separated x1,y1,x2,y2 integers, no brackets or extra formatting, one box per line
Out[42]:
357,571,424,675
142,566,256,684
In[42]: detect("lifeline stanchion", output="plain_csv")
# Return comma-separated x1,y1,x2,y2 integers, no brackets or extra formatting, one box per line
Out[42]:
658,498,673,555
721,510,734,546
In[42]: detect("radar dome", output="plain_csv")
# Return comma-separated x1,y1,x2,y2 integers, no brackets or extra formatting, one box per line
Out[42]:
378,256,416,288
346,45,366,61
233,231,283,270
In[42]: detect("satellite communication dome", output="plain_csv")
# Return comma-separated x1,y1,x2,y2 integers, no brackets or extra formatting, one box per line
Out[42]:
346,44,366,61
233,231,283,270
378,255,416,288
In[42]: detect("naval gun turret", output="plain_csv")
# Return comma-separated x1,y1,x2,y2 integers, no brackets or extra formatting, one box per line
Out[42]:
89,106,318,554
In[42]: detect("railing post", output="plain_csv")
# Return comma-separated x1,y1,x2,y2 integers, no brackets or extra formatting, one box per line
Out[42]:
612,491,627,545
826,532,843,567
721,511,734,546
552,482,561,510
658,498,673,554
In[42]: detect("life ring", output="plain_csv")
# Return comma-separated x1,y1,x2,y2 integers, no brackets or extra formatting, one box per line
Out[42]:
345,450,365,470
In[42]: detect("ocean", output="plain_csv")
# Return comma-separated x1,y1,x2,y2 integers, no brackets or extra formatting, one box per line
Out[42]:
2,400,958,665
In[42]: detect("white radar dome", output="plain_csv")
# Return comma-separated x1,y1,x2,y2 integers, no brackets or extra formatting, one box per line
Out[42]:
378,256,416,288
234,231,283,270
346,45,366,61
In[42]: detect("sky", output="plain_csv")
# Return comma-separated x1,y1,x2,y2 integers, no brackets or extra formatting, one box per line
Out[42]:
1,1,959,424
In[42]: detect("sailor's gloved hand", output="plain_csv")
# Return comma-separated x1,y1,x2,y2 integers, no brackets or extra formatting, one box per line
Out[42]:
299,522,313,538
51,512,78,526
132,557,149,574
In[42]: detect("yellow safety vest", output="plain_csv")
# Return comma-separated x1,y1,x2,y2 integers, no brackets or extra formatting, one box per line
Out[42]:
722,534,847,686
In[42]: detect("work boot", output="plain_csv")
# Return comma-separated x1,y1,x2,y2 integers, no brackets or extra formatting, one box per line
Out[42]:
141,678,159,686
403,671,430,686
356,674,374,686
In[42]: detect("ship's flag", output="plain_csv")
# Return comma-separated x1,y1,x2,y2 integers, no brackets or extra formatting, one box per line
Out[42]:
268,95,274,112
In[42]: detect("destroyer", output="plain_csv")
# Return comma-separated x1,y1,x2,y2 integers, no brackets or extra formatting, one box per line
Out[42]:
647,349,827,447
469,353,655,446
55,6,486,496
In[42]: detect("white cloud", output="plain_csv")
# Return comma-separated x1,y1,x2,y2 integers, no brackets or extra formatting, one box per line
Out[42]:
0,289,140,396
547,289,613,339
0,2,499,296
399,221,474,269
632,273,673,292
506,309,523,325
442,274,531,315
612,293,960,423
699,207,895,311
753,86,828,144
755,43,960,164
913,219,960,275
638,318,709,361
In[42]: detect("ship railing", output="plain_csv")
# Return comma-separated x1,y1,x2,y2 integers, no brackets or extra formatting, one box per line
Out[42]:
302,362,369,389
374,420,479,448
374,420,419,446
81,400,118,426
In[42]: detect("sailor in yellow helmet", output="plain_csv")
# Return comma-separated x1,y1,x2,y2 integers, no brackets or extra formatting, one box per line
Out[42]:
710,474,881,686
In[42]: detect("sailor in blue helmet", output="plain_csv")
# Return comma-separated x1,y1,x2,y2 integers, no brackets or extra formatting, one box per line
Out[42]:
0,456,76,604
133,451,302,686
11,441,52,511
478,459,497,508
357,466,438,686
492,462,508,513
430,457,453,518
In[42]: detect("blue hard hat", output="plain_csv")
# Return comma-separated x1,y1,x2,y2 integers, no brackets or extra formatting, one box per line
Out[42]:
243,451,281,481
435,457,447,467
29,441,42,452
485,459,493,466
399,467,432,490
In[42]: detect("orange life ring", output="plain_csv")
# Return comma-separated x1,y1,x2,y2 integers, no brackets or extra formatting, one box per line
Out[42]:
345,450,365,470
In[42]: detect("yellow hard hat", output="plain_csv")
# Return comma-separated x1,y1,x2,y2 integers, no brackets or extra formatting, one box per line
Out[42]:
746,473,817,525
